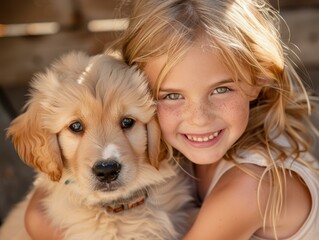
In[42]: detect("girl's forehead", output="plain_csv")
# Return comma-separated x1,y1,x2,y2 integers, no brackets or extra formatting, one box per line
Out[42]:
143,36,253,94
143,55,168,88
144,43,232,88
144,40,225,77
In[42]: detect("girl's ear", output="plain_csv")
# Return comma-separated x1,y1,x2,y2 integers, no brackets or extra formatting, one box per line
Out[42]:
6,103,63,182
146,117,162,169
249,86,262,101
249,78,269,101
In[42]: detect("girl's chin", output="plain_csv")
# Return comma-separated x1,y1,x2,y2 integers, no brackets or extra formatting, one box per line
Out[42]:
183,152,223,165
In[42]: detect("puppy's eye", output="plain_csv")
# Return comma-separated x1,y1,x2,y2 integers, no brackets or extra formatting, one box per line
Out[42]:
69,121,83,133
121,117,135,129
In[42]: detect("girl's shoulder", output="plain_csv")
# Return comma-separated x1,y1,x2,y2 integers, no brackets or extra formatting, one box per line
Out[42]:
187,164,265,239
207,161,313,239
209,162,267,209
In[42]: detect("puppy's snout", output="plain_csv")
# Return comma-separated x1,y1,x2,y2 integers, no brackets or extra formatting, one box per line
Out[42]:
92,160,122,183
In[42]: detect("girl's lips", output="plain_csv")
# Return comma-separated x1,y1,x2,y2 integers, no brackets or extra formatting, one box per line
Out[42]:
185,130,221,143
182,130,224,148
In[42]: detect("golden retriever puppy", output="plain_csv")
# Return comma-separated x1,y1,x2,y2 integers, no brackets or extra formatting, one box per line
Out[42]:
0,52,197,240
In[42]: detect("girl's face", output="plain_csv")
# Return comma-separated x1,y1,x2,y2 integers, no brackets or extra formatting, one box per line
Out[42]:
144,43,260,165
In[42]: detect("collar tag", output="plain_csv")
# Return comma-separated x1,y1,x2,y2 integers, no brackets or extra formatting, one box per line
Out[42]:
106,193,147,213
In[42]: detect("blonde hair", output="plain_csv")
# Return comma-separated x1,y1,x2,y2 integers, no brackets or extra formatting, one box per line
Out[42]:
112,0,318,237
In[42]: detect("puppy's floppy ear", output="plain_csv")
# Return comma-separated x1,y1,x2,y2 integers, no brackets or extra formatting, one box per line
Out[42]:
6,102,63,182
147,117,161,169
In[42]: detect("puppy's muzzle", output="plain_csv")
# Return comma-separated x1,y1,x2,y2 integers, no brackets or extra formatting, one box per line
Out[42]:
92,159,122,183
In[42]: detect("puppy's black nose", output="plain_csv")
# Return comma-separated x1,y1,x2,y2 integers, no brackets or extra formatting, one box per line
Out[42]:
92,160,122,183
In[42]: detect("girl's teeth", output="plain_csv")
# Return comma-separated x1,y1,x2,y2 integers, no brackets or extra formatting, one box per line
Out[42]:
186,131,220,142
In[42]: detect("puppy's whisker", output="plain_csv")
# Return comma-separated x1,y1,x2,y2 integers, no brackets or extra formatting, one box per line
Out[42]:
143,186,151,202
148,185,161,207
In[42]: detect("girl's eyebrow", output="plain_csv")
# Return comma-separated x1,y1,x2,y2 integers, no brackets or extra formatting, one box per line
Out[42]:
159,79,234,92
159,88,181,93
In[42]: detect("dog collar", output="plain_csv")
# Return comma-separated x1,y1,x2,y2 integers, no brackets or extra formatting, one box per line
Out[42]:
103,190,148,214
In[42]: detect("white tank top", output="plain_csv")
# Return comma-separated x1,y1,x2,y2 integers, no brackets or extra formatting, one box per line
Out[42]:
206,151,319,240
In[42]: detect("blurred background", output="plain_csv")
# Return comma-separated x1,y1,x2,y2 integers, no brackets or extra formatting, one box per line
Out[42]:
0,0,319,225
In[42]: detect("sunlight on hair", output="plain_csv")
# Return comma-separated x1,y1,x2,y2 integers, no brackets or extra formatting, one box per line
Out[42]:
77,62,94,85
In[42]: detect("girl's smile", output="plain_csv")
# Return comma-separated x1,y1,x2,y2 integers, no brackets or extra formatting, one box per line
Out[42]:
185,130,222,143
144,40,260,165
180,129,225,150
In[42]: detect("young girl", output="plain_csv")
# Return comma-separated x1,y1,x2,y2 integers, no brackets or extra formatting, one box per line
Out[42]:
25,0,319,239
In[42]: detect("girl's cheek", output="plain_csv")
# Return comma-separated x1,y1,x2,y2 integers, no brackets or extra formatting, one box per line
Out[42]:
157,102,182,120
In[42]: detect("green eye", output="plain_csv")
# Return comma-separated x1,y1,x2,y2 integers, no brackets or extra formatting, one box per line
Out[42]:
164,93,182,100
213,87,230,94
69,121,83,132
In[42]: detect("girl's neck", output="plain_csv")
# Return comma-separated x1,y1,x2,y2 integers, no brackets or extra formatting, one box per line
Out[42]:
194,162,220,201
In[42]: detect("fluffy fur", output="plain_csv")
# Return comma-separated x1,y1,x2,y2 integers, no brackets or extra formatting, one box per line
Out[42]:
0,52,197,240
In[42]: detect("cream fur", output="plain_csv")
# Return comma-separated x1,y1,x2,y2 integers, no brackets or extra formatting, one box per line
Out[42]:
0,52,197,240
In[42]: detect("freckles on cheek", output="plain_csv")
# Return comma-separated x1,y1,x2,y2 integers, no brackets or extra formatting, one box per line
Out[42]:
157,103,181,136
221,98,250,123
157,103,181,122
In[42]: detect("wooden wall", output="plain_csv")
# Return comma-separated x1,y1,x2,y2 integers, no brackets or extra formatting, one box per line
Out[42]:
0,0,319,224
0,0,318,87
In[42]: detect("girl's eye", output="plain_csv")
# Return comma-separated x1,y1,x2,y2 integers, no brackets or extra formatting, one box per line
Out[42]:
213,87,230,94
163,93,183,100
69,121,83,133
121,117,135,129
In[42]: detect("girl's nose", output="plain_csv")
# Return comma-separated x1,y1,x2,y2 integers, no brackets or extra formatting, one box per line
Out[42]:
187,101,212,126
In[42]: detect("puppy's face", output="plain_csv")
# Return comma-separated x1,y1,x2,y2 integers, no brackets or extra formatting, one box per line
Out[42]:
7,53,162,203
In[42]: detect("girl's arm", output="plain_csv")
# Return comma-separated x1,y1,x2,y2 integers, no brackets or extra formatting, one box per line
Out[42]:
183,166,265,240
25,188,63,240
